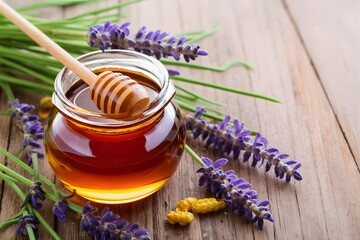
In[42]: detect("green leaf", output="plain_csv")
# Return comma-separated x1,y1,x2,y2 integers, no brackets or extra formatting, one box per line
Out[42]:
0,74,54,94
186,26,218,44
0,46,61,67
0,58,54,85
184,144,205,166
32,153,39,182
17,0,100,11
175,83,224,106
68,0,143,20
0,211,22,229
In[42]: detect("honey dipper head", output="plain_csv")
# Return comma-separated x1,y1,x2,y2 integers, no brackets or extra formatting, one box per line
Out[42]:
89,71,150,114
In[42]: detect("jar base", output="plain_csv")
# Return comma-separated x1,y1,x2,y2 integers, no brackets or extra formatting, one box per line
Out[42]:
60,178,170,204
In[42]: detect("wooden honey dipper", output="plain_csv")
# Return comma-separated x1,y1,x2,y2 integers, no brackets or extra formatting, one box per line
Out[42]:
0,1,150,114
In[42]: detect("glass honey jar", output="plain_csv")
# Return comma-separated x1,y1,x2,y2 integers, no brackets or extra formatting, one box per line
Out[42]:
45,50,186,204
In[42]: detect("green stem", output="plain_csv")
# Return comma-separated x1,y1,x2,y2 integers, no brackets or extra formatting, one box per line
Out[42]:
176,96,227,116
17,0,100,11
176,99,224,121
0,58,54,85
68,0,143,19
186,26,218,44
32,210,61,240
0,74,54,93
32,153,39,181
0,163,33,186
0,111,11,116
175,83,224,106
0,46,60,67
22,210,36,240
171,76,282,103
0,82,14,101
184,144,205,166
0,211,22,229
0,218,20,229
175,93,196,101
0,46,60,76
14,147,26,158
0,148,53,189
162,59,254,71
0,173,33,230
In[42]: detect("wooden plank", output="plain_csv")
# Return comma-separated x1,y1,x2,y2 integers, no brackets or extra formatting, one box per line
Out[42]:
285,0,360,167
236,0,360,239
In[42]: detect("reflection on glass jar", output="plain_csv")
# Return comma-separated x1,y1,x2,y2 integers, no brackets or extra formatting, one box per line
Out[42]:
45,50,186,204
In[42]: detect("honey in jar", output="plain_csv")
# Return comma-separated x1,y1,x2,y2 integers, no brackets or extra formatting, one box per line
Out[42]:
45,50,186,203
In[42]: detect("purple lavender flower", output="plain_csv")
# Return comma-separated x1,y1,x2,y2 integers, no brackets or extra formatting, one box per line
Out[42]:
81,202,151,239
81,202,100,236
86,20,118,51
16,214,39,237
167,69,180,76
186,107,303,182
21,180,45,210
197,157,274,230
87,21,208,62
8,99,44,166
53,199,68,222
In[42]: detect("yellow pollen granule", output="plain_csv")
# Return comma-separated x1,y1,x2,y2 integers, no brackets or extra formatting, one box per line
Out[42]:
192,198,226,214
176,197,197,212
38,96,53,119
167,197,226,226
167,211,194,226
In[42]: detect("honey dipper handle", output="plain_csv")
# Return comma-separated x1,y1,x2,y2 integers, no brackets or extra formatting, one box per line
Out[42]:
0,0,96,85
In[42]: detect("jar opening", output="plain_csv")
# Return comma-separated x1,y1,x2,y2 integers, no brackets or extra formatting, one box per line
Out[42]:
53,50,175,127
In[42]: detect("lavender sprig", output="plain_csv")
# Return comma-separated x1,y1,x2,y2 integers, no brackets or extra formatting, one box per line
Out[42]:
87,21,208,62
186,107,303,182
81,202,151,240
8,99,44,166
197,157,274,230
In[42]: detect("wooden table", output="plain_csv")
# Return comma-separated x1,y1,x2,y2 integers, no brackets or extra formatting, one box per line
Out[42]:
1,0,360,239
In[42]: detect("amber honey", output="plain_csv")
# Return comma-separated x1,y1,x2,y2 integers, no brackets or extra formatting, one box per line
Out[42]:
45,50,185,203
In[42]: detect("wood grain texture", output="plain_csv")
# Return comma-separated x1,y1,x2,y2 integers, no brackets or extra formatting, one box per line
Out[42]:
285,0,360,168
1,0,359,239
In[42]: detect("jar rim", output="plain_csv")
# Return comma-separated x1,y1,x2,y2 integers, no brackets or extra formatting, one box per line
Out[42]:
53,50,174,127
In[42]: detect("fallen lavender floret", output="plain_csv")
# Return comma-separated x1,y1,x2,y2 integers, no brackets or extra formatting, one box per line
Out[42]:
186,107,302,182
21,180,46,211
87,21,208,62
52,199,68,222
197,157,274,230
81,202,151,240
8,99,44,166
